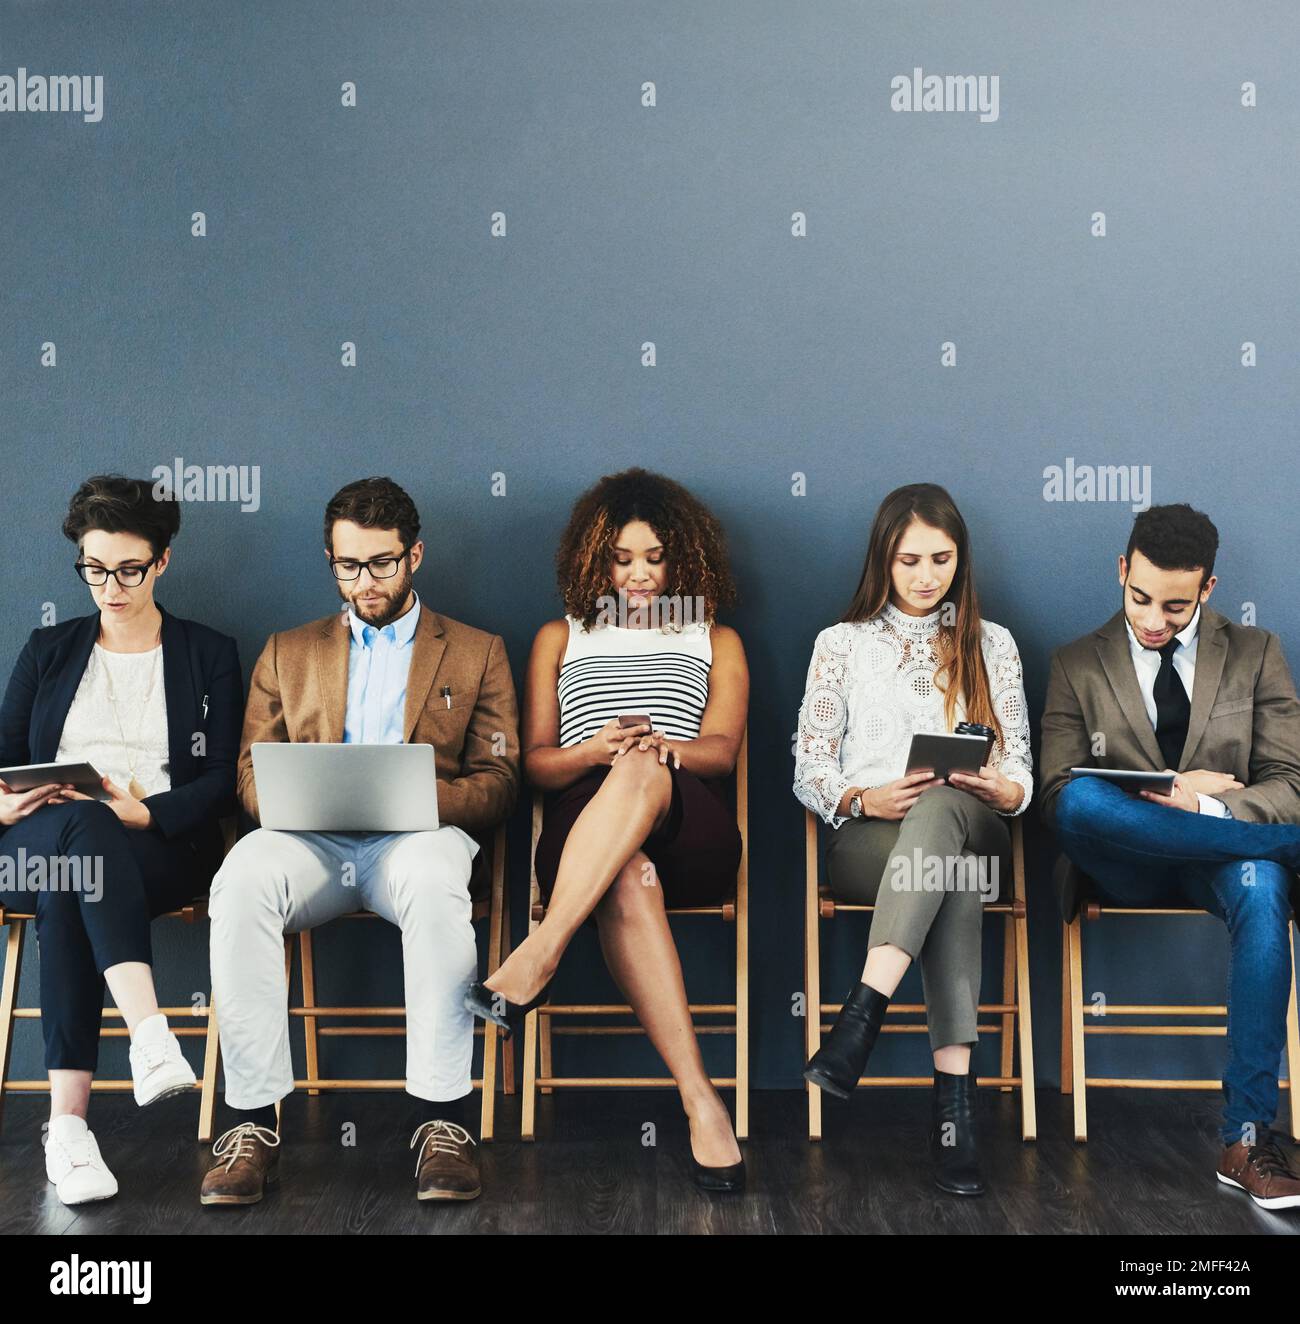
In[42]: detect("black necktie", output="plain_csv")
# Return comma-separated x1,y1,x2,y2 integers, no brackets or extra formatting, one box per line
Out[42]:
1153,638,1190,769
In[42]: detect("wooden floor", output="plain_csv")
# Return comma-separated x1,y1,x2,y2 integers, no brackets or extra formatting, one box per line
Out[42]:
1,1086,1297,1236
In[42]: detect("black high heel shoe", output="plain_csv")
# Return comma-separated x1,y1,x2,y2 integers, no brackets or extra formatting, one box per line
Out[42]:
691,1150,746,1194
463,978,553,1041
802,981,891,1099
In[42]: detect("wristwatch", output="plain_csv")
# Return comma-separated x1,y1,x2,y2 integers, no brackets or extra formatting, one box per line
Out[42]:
849,790,864,819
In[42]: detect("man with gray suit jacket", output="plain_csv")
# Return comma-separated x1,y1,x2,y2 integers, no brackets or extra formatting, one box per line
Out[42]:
1040,503,1300,1210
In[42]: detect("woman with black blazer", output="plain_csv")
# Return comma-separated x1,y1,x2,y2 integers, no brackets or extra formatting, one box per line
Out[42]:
0,475,242,1205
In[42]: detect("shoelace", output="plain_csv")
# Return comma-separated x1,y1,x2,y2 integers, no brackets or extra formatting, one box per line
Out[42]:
56,1132,96,1170
409,1120,475,1176
1247,1131,1293,1181
211,1123,281,1173
136,1040,171,1071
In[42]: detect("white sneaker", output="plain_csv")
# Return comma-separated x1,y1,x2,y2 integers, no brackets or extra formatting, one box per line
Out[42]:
128,1013,196,1106
45,1114,118,1205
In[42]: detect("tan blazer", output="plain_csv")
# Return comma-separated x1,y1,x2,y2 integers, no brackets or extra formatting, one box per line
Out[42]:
237,604,519,834
1040,606,1300,917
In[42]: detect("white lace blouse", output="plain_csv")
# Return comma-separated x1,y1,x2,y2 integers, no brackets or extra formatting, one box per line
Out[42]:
793,601,1033,828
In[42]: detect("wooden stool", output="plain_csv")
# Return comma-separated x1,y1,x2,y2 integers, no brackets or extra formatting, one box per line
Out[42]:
200,821,512,1141
1061,899,1300,1142
0,899,218,1139
520,727,749,1141
803,808,1037,1141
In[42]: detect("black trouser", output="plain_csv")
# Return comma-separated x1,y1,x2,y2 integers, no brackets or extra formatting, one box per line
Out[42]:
0,799,221,1071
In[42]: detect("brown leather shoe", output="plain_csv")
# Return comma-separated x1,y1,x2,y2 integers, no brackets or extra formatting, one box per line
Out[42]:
1217,1129,1300,1210
411,1121,480,1201
200,1123,281,1206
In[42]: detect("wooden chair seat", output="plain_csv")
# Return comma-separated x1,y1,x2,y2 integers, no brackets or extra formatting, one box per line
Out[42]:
202,821,513,1141
1060,879,1300,1143
804,808,1037,1140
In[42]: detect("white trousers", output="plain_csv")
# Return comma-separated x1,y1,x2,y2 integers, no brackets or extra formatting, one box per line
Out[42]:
209,825,479,1109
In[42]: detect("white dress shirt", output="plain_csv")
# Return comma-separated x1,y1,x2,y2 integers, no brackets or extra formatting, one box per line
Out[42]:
1123,604,1229,817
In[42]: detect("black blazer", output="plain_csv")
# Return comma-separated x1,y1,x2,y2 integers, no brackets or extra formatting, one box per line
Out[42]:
0,605,242,846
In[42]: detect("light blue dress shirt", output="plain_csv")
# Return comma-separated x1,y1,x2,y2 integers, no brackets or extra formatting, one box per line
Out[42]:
344,592,421,745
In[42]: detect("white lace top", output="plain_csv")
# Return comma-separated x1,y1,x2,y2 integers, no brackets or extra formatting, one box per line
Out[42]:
793,601,1033,827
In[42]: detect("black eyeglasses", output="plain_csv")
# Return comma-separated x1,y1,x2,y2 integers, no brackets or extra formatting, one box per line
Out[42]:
75,559,158,588
329,550,409,582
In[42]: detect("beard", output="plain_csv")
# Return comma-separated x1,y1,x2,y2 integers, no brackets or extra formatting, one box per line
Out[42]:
342,566,414,628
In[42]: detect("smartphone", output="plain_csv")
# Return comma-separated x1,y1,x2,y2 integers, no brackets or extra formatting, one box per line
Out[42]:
618,714,653,729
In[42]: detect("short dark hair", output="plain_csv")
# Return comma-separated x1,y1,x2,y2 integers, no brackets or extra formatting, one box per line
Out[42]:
323,477,421,552
62,474,181,559
1126,503,1219,586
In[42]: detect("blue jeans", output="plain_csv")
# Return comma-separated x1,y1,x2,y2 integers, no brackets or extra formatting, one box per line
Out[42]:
1054,776,1300,1145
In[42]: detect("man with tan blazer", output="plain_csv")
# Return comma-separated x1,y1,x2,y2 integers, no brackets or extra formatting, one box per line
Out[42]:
201,478,518,1207
1040,503,1300,1210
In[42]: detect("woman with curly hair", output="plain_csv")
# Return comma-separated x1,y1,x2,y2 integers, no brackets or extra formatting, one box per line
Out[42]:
465,467,748,1192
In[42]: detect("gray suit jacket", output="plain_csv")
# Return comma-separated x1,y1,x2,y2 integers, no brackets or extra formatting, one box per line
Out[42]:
1039,605,1300,919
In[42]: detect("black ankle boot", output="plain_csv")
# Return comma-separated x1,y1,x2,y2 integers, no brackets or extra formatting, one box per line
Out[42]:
930,1068,986,1196
802,982,890,1100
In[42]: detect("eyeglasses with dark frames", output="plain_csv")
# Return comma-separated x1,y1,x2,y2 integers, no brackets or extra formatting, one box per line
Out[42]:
75,559,158,588
328,549,410,582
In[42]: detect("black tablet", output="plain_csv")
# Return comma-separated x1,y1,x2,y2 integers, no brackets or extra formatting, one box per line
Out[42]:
905,731,994,782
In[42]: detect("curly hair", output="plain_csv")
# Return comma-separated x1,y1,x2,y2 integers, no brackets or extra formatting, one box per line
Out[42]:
1126,503,1219,587
555,467,737,630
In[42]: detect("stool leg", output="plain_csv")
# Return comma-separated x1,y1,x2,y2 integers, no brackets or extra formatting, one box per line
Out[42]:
1060,921,1073,1094
300,931,320,1095
1067,915,1087,1142
539,1010,553,1095
521,1008,539,1141
480,1020,498,1143
199,992,220,1143
0,921,27,1136
999,913,1014,1091
804,819,822,1142
1014,901,1037,1141
497,863,516,1098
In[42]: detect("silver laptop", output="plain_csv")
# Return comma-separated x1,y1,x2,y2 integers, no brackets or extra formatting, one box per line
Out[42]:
251,743,441,832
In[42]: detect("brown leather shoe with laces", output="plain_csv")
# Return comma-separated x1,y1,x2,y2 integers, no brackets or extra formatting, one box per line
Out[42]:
411,1120,480,1201
1217,1128,1300,1210
200,1123,281,1206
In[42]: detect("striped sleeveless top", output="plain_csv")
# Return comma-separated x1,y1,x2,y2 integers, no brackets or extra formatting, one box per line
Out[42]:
556,614,713,748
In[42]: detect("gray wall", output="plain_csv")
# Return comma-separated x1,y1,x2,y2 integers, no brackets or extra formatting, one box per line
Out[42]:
3,1,1297,1098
